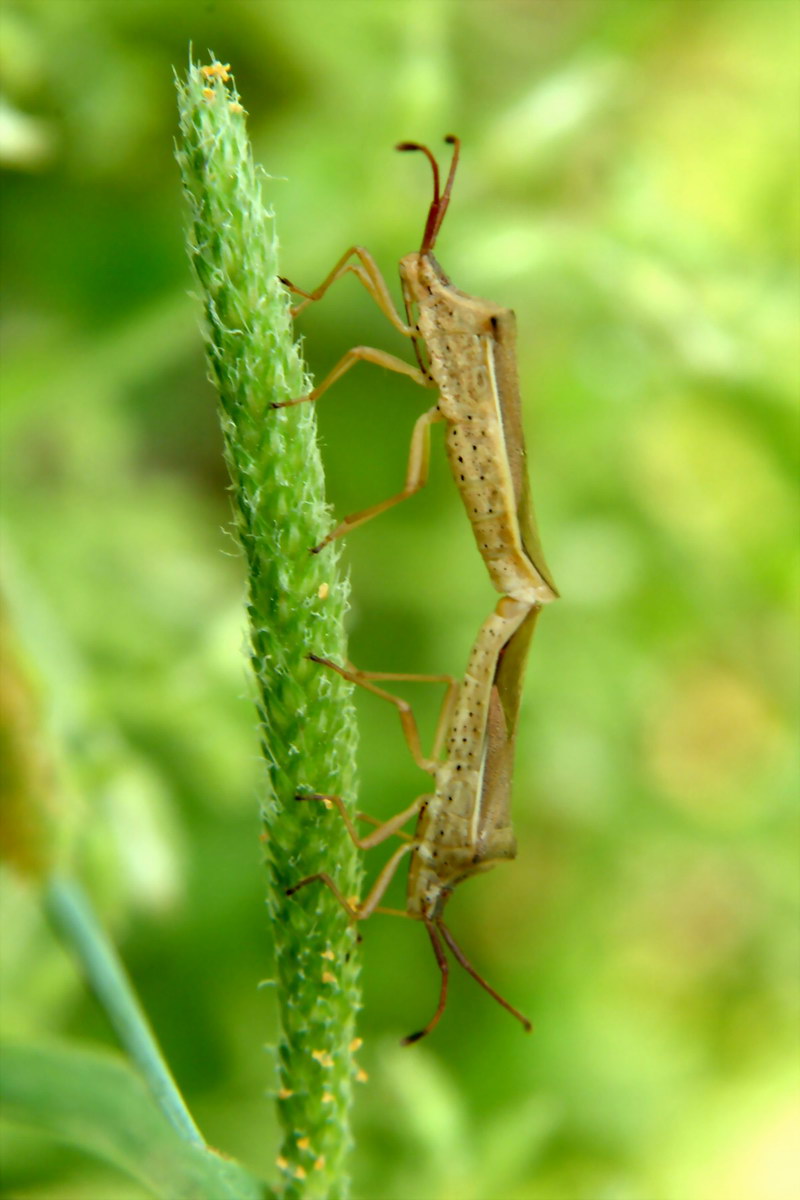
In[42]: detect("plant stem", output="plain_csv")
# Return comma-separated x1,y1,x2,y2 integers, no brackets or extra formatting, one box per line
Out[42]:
176,59,362,1200
44,874,205,1149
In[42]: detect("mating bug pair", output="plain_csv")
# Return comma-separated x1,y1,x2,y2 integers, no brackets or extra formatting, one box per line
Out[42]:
278,138,558,1042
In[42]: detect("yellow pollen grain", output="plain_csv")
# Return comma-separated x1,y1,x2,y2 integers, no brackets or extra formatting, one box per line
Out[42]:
297,1136,310,1150
355,1068,369,1083
295,1166,307,1180
202,88,215,100
275,1156,289,1170
318,582,329,599
229,102,243,113
322,1091,334,1103
201,63,230,81
314,1156,326,1171
277,1088,293,1100
321,949,335,961
322,971,336,984
311,1049,333,1068
349,1037,363,1052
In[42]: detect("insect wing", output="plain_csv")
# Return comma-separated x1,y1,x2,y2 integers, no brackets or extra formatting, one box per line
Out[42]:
489,315,558,600
474,606,540,857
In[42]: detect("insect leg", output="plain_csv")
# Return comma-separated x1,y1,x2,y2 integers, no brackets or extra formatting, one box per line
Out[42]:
281,245,413,335
355,813,413,842
319,657,460,758
309,653,441,772
430,675,460,760
357,838,419,919
401,919,450,1045
294,791,424,849
343,666,459,762
272,345,428,410
437,919,532,1033
285,872,358,921
311,404,444,552
285,833,420,922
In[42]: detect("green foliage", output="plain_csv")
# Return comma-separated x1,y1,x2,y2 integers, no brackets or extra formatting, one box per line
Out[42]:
0,1041,267,1199
44,875,205,1150
0,2,797,1199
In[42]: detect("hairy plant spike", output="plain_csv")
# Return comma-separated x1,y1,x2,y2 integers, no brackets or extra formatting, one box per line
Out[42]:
176,57,361,1200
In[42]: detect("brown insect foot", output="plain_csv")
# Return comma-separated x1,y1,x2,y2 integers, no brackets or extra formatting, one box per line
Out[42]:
271,396,306,409
400,1029,427,1046
271,392,310,409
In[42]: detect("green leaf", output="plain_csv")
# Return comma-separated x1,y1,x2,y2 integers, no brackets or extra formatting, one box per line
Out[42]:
0,1041,271,1200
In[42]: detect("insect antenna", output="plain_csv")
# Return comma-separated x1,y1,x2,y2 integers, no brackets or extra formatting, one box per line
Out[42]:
437,918,532,1033
396,135,461,254
401,918,450,1045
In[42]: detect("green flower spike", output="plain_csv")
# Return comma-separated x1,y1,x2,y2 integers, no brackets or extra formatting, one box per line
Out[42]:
176,58,362,1200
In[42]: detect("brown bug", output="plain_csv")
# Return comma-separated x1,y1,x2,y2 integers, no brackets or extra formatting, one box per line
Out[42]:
275,137,557,609
287,595,539,1042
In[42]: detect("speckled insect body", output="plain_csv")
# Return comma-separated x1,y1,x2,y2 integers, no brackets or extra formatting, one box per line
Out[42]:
406,598,534,920
276,137,558,611
289,595,538,1041
398,248,556,606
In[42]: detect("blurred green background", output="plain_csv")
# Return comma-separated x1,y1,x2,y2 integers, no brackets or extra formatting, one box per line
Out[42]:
1,1,798,1197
